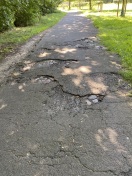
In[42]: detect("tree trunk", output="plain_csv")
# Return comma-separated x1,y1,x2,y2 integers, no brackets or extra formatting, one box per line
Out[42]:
89,0,92,10
121,0,126,17
69,0,71,10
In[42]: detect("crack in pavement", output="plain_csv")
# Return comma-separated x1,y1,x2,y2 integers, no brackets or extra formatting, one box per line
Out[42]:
0,12,132,176
35,58,79,62
25,74,107,99
75,158,117,175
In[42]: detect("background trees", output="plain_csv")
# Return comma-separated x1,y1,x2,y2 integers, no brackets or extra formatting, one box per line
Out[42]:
0,0,131,32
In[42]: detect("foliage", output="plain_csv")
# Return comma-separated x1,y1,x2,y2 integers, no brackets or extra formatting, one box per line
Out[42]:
86,12,132,83
0,6,14,31
0,11,66,60
39,0,62,15
0,0,63,31
14,0,41,27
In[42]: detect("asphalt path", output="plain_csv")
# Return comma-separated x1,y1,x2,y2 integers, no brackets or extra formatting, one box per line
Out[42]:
0,12,132,176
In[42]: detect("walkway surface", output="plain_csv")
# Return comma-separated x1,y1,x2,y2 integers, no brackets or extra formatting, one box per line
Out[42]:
0,12,132,176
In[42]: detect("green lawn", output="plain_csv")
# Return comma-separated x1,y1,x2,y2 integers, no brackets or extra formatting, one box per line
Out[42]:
0,11,66,61
83,9,132,83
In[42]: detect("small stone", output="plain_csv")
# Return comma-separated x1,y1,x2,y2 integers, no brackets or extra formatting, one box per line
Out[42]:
92,99,98,104
65,63,70,68
65,65,70,68
83,84,86,87
85,40,89,43
89,44,94,47
76,44,83,48
50,46,55,50
85,57,90,60
86,100,92,105
95,46,100,49
101,46,107,50
88,95,97,100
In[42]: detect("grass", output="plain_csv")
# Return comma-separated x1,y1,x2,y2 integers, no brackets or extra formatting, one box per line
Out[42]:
82,7,132,83
0,11,66,61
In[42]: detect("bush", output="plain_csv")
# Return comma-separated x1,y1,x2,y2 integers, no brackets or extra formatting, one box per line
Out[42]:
0,6,14,32
14,9,38,27
0,0,62,31
14,0,40,27
39,0,62,15
39,1,55,15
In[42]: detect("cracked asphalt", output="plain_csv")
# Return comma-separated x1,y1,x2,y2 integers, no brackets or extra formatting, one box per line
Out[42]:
0,12,132,176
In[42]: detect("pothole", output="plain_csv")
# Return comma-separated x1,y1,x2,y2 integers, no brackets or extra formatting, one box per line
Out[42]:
38,38,106,51
86,94,105,105
36,60,58,68
52,84,105,107
56,38,106,50
45,86,106,115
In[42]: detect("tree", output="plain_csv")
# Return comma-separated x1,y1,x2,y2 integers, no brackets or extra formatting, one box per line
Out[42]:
120,0,127,17
68,0,71,10
0,0,14,31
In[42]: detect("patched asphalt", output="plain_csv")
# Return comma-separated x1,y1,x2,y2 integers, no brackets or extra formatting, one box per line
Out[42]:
0,12,132,176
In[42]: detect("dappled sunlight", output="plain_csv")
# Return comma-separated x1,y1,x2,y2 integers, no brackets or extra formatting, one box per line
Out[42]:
12,72,21,77
89,36,97,41
0,103,7,110
73,75,82,87
37,46,77,60
110,61,121,68
86,77,107,94
39,51,51,58
116,90,131,97
0,99,7,110
95,128,130,154
62,65,109,92
91,60,100,66
55,47,76,54
22,61,35,71
73,66,93,87
62,66,91,87
109,55,114,58
0,104,7,110
18,83,26,92
62,66,91,76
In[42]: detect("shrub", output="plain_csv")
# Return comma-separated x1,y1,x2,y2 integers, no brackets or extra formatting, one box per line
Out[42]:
14,0,40,27
14,9,38,27
0,6,14,32
0,0,62,31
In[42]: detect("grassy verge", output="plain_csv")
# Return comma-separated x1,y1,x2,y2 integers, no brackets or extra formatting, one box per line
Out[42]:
83,10,132,83
0,11,66,61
